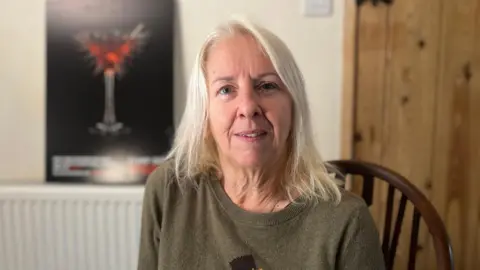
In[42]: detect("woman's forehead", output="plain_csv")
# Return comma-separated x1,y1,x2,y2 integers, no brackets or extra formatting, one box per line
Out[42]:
205,35,274,78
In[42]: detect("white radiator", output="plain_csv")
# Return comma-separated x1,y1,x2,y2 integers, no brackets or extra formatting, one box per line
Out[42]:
0,184,145,270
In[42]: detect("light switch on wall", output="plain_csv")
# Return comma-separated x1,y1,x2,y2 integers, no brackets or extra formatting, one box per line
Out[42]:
303,0,333,17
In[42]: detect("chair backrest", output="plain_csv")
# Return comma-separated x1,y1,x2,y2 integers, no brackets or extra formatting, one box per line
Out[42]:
327,159,454,270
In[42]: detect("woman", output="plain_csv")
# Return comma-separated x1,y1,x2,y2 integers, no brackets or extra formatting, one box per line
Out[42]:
138,17,385,270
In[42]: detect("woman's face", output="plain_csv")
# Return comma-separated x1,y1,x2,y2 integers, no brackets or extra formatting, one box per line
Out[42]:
205,34,292,169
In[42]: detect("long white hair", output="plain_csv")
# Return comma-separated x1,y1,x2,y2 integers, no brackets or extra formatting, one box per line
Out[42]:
165,16,341,203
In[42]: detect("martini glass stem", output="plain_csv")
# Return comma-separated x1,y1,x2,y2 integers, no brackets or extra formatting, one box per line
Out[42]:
103,70,116,125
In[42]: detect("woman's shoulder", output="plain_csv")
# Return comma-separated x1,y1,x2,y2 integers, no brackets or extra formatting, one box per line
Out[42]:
331,188,377,231
337,188,370,212
142,159,182,203
144,158,175,188
143,158,213,200
311,188,372,225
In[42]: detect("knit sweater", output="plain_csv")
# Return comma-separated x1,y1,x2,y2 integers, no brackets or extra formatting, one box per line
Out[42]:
137,161,385,270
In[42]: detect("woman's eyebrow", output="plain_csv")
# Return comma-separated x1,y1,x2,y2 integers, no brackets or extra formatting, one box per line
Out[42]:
211,76,235,84
254,72,278,80
210,72,279,84
253,72,280,84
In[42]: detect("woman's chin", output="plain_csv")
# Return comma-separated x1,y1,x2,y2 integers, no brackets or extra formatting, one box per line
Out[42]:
233,156,271,169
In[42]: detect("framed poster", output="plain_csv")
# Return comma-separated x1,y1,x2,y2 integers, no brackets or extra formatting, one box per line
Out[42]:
46,0,174,184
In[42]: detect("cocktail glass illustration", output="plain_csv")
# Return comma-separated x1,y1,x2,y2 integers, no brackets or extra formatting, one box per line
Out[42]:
75,24,148,135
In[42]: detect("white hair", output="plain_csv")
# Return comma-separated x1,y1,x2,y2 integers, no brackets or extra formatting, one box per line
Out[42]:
165,16,341,203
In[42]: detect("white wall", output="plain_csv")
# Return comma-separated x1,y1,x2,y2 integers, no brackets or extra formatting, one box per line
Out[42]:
0,0,344,182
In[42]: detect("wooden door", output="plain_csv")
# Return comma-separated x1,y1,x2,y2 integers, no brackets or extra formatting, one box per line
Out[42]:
342,0,480,269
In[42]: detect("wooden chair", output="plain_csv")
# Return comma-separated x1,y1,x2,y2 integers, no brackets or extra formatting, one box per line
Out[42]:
327,159,454,270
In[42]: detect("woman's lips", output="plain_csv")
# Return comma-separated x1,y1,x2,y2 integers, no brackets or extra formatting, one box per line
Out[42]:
234,130,268,142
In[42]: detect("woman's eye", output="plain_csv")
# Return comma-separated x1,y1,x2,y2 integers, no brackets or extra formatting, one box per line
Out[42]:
218,86,232,95
259,82,278,91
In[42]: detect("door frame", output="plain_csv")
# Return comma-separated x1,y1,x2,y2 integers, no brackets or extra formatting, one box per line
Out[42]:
340,0,357,159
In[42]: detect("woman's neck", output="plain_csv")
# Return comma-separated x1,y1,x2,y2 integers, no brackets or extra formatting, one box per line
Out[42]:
217,160,287,213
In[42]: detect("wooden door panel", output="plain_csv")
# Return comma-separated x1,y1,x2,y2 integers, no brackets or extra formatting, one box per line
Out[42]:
351,0,480,268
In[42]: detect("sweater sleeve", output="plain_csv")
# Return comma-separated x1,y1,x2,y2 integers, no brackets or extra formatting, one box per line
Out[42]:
337,203,386,270
137,167,164,270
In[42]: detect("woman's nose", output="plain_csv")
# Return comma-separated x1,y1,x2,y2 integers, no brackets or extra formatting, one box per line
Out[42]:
237,86,261,118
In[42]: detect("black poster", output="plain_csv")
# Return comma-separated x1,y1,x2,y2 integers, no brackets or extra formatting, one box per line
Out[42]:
46,0,174,184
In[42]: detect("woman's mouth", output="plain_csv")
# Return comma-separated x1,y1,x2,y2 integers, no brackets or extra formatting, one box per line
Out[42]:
234,130,268,141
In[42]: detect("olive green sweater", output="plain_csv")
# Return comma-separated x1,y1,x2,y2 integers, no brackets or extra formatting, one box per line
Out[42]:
137,162,385,270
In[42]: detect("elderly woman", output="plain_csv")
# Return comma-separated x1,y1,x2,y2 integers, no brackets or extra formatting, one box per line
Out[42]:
138,18,385,270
